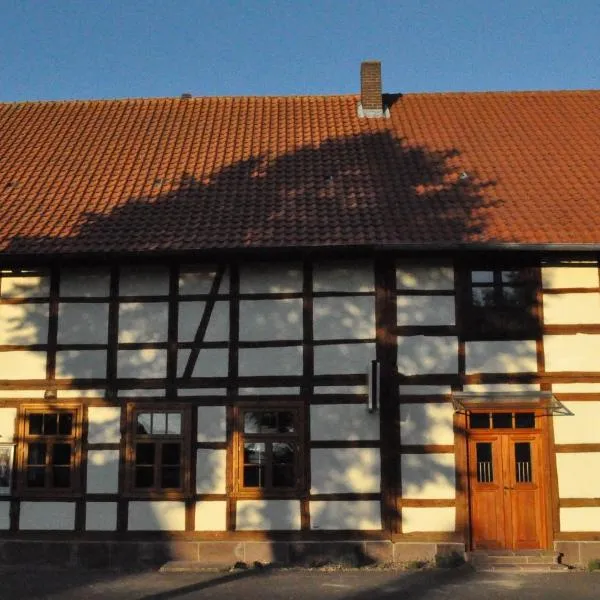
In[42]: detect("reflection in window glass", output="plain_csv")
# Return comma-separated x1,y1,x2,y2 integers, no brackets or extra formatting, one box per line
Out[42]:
472,287,495,307
244,442,266,487
472,271,494,284
272,442,295,487
153,413,167,435
137,413,152,434
167,413,182,435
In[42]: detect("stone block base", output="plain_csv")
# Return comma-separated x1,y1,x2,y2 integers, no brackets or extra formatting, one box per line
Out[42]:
554,541,600,568
0,539,466,568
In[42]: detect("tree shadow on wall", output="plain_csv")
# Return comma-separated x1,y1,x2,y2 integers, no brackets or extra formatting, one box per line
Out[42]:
0,127,526,589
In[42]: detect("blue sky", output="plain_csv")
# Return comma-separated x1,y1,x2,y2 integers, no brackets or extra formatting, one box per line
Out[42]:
1,0,599,101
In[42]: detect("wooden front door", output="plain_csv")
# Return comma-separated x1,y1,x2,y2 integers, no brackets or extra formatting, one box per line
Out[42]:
467,412,547,550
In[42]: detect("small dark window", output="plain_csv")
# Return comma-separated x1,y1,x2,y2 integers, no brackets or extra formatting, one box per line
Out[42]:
476,442,494,483
492,413,512,429
470,413,490,429
128,407,188,495
515,442,533,483
22,409,79,493
515,412,535,429
238,406,304,495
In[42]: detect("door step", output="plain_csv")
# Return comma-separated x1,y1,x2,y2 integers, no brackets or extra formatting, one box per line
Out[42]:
466,551,569,572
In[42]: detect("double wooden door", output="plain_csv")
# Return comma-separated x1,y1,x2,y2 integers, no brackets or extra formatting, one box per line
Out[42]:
468,430,546,550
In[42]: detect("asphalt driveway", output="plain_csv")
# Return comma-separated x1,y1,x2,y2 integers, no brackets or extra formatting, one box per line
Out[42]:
1,565,600,600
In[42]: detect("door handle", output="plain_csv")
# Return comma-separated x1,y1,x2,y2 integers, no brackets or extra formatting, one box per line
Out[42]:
503,486,513,491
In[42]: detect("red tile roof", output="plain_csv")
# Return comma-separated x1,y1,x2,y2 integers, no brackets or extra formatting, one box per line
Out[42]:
0,90,599,256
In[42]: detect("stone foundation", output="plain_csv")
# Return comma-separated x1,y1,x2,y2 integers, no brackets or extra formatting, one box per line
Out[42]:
0,540,465,568
555,541,600,568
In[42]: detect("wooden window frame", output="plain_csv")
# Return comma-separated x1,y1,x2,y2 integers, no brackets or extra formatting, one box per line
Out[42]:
17,404,83,497
460,266,541,340
124,403,191,499
234,401,306,499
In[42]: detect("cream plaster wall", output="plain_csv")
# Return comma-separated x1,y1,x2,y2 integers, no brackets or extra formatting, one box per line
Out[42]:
313,296,375,340
118,302,169,343
195,501,228,531
127,501,186,531
88,407,122,444
310,448,380,494
462,383,541,392
57,303,108,344
396,296,455,326
398,385,452,395
397,336,459,376
557,453,600,497
559,507,600,532
236,500,301,530
313,342,375,375
56,350,107,379
87,450,120,494
177,348,229,378
402,507,455,533
0,502,10,530
179,266,230,295
310,500,381,530
57,389,104,398
178,301,229,342
400,454,456,499
553,383,600,393
85,502,118,531
19,502,75,530
313,261,374,293
239,264,303,294
118,348,167,379
554,402,600,444
542,266,599,289
0,303,49,345
396,266,454,291
197,406,227,442
0,273,50,298
545,334,600,372
0,350,47,379
196,449,227,494
239,387,300,395
310,404,379,441
239,299,303,341
543,293,600,325
399,403,454,445
314,385,368,395
59,269,110,297
0,407,17,442
119,389,165,397
119,267,169,296
465,340,538,374
238,346,302,377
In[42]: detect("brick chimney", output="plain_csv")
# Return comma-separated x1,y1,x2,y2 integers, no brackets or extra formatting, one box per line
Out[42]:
359,61,386,118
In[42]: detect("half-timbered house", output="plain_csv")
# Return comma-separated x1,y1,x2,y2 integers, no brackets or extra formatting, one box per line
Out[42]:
0,62,599,567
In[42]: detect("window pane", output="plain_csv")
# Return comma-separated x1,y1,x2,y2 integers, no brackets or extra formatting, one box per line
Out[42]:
244,442,265,488
472,287,495,307
259,412,277,433
28,414,44,435
52,443,71,466
470,413,489,429
161,467,180,489
272,442,295,487
161,443,180,466
58,413,73,435
476,442,494,483
52,466,71,488
135,443,155,465
515,442,533,483
153,413,166,435
43,414,58,435
137,413,152,434
26,467,46,487
244,466,264,488
244,442,265,464
472,271,494,284
277,412,295,433
27,443,46,465
135,466,154,488
167,413,181,435
503,286,528,306
515,412,535,429
492,413,512,429
244,412,260,433
501,271,524,284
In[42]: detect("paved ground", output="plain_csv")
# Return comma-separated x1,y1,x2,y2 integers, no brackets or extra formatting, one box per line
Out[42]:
1,565,600,600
